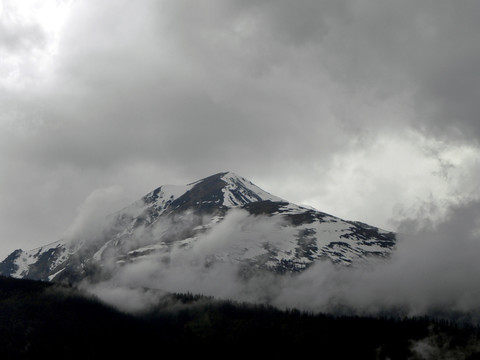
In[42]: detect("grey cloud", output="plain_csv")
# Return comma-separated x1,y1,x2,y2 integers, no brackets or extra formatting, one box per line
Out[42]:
11,0,458,170
198,0,480,141
326,0,480,141
81,200,480,324
83,209,286,311
1,0,480,260
274,199,480,318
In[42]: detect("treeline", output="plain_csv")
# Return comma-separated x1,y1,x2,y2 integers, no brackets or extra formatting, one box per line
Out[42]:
0,276,479,359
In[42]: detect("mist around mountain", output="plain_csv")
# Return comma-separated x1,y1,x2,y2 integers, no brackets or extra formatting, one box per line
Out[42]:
0,172,399,312
1,275,480,360
2,171,480,343
0,172,396,284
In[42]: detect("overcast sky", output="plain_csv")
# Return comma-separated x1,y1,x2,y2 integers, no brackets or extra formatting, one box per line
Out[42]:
1,0,480,260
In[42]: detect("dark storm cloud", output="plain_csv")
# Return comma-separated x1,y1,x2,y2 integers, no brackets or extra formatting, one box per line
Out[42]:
208,0,480,141
1,0,480,257
43,0,480,162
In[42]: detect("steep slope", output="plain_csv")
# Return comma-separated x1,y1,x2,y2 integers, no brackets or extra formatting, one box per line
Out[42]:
0,171,395,283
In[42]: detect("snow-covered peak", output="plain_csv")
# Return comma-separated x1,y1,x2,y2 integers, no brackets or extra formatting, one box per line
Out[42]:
143,183,194,207
0,171,396,282
220,171,284,207
157,184,194,202
139,172,285,214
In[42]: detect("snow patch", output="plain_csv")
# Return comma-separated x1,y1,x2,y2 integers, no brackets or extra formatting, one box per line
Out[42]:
48,267,65,281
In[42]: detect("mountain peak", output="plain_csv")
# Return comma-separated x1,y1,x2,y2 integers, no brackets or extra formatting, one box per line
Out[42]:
218,171,284,207
142,172,284,215
187,171,248,186
0,171,396,282
183,171,284,209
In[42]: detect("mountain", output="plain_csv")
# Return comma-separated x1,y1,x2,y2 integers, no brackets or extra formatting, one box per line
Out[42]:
0,171,395,284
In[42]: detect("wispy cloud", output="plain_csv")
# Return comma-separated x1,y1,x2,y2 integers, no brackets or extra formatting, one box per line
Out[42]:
76,202,480,324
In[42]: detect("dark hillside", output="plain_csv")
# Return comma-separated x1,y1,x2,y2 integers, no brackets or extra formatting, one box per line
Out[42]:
0,276,155,359
1,276,479,359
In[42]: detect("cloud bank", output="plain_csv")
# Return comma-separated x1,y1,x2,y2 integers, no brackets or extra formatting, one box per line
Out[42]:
80,202,480,324
2,0,480,258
